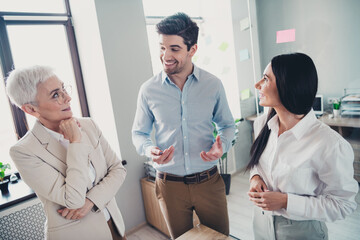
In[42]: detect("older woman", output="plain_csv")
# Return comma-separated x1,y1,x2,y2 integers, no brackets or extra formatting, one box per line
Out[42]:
6,65,127,240
247,53,358,240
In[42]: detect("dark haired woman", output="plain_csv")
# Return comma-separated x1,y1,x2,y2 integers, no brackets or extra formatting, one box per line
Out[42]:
247,53,358,240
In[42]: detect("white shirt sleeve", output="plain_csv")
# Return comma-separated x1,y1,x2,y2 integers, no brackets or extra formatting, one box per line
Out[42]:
286,139,359,222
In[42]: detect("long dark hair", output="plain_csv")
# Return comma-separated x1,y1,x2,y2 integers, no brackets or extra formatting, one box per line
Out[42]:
246,53,318,171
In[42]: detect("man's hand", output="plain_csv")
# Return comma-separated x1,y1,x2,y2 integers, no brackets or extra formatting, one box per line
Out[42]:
57,198,94,220
149,146,174,164
249,175,268,192
248,190,288,211
200,135,223,162
59,118,82,143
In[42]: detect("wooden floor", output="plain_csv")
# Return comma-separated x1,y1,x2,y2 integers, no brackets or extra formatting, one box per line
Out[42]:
128,172,360,240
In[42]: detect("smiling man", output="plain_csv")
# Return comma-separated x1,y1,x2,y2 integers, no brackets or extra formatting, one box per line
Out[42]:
132,12,235,239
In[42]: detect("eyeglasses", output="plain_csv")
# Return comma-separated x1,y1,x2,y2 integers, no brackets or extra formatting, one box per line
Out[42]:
52,85,72,104
27,85,72,106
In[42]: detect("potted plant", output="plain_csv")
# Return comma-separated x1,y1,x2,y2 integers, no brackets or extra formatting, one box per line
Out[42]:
213,118,243,195
333,99,341,117
0,162,11,194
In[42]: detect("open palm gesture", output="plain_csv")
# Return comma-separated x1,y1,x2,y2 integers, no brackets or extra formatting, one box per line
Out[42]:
200,135,223,162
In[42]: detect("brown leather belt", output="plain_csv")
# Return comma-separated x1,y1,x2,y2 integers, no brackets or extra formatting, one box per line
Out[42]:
156,166,218,184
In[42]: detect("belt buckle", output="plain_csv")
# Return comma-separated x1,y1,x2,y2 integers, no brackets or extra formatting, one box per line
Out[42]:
183,175,189,184
196,173,201,183
183,174,196,184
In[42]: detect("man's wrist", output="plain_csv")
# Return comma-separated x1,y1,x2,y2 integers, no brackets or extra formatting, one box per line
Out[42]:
145,146,155,158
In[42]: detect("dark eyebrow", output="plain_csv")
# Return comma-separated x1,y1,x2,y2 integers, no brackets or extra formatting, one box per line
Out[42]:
170,45,182,48
263,74,269,78
49,88,60,96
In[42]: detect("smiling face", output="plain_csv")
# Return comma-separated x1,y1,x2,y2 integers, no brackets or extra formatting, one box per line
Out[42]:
23,76,72,131
255,63,282,108
159,34,197,76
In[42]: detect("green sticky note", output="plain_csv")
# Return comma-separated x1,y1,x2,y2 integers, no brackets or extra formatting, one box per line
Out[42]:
218,42,229,51
241,88,251,100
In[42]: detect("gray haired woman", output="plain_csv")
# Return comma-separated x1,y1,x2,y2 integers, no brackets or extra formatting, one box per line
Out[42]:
6,65,127,240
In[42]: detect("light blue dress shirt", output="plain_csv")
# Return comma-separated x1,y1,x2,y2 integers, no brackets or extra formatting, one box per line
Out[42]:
132,65,235,176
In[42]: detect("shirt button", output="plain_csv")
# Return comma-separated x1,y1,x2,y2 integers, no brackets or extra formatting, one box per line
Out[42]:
183,118,186,121
184,136,187,139
182,101,185,104
185,153,188,155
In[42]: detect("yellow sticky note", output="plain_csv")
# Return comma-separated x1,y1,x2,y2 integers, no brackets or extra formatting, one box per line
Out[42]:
218,42,229,51
241,88,251,100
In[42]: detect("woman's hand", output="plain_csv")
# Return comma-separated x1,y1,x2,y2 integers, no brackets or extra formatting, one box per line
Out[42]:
248,191,288,211
57,198,94,220
249,175,268,192
59,118,82,143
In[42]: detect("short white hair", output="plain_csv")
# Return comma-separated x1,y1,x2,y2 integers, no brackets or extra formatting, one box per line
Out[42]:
5,65,56,108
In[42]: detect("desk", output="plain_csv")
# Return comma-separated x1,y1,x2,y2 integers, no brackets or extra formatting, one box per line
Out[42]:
318,114,360,135
176,224,232,240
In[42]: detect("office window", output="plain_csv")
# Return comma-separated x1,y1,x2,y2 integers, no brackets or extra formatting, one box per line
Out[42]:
7,25,83,127
0,66,18,169
0,0,89,173
0,0,66,13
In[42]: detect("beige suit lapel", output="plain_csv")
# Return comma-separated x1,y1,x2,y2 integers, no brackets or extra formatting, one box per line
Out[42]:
30,121,67,176
32,121,67,163
31,120,94,190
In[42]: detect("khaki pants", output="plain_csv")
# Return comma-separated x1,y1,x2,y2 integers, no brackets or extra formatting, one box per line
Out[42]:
155,172,229,239
253,207,328,240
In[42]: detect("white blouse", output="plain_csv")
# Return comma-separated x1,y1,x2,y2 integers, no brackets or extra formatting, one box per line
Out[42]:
250,110,358,222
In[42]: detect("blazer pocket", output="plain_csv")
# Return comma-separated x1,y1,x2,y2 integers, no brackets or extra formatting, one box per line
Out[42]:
48,220,80,232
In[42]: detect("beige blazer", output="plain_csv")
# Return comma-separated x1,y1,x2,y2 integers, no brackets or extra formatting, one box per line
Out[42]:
10,118,126,240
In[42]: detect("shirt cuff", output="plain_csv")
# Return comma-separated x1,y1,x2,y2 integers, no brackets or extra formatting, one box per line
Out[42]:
249,168,260,181
144,145,155,158
286,193,306,216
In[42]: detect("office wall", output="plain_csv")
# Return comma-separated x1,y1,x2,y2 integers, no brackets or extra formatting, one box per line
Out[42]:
92,0,153,231
256,0,360,110
230,0,261,171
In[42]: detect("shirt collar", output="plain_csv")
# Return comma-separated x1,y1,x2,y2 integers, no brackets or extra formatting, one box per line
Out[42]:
290,109,317,140
267,109,318,140
44,126,69,144
161,63,200,84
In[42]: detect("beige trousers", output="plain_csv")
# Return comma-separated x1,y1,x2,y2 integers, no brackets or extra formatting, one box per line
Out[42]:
155,172,229,239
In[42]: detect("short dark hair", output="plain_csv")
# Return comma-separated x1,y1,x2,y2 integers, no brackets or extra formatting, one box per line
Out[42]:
246,53,318,171
156,12,199,51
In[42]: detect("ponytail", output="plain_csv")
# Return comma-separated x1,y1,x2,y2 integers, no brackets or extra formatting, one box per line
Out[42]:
246,108,276,171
